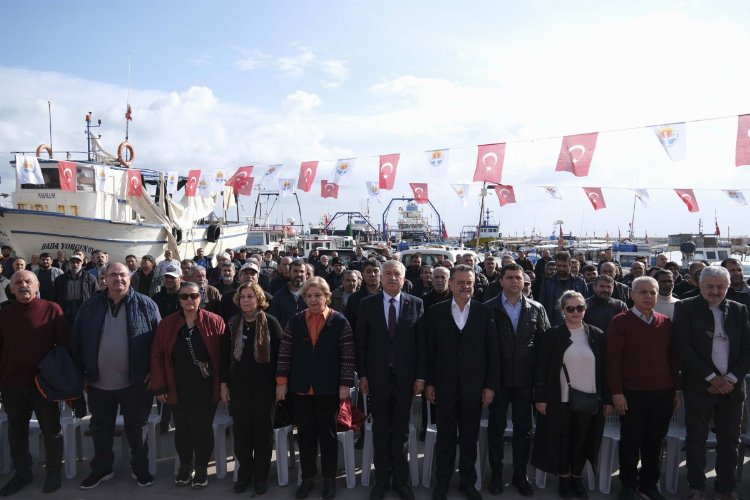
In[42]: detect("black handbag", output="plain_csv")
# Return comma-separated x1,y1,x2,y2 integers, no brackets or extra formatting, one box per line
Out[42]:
562,363,600,415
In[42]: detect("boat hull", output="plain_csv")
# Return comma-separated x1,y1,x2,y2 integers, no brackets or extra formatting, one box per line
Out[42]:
0,208,248,263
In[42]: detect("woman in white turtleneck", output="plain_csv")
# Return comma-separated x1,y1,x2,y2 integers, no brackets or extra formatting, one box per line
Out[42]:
531,291,612,499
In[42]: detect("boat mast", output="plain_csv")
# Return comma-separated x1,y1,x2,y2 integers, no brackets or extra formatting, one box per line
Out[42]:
476,182,487,247
629,194,637,240
47,101,53,158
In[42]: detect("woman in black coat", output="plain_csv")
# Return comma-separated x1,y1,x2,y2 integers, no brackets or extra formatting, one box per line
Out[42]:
532,291,612,499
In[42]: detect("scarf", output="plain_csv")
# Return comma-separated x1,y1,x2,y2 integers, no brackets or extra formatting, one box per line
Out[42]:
231,310,270,364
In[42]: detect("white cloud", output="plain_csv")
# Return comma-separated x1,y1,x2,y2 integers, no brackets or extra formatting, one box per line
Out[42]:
190,54,213,67
276,47,316,77
233,47,271,71
321,59,349,88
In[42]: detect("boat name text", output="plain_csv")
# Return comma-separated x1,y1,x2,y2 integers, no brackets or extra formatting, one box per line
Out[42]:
37,193,56,199
40,242,95,254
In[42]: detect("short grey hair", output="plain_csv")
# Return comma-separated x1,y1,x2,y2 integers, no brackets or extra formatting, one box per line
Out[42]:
382,259,406,275
699,266,730,285
632,276,658,292
189,265,206,277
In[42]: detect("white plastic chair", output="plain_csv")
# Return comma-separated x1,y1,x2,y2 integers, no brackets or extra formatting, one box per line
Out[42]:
231,423,296,486
144,400,162,476
665,403,715,494
421,402,438,487
597,414,621,493
59,402,85,479
211,402,233,479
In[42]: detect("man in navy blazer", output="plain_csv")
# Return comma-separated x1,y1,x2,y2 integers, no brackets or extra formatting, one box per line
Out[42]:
426,264,499,500
357,260,425,500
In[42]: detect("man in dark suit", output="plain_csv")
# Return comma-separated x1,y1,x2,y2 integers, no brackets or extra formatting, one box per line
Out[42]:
673,266,750,500
485,263,550,496
426,265,499,500
357,260,425,500
344,259,382,333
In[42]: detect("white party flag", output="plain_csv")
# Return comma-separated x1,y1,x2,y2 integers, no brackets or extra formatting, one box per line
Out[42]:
260,164,283,187
332,158,355,184
94,165,109,192
723,189,747,206
543,186,563,200
166,171,179,195
278,178,296,197
451,183,470,207
426,149,449,179
197,172,213,197
651,122,687,161
15,155,44,185
365,181,382,202
632,188,650,208
212,169,226,191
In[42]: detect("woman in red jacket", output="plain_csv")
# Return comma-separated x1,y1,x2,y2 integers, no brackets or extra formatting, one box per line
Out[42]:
150,281,226,489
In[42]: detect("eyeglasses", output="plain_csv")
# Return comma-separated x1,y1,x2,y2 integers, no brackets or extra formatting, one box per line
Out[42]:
564,305,586,313
178,293,201,300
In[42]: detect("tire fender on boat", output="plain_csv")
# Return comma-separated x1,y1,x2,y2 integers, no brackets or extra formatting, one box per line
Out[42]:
117,141,135,167
172,227,183,244
207,224,221,243
35,144,53,158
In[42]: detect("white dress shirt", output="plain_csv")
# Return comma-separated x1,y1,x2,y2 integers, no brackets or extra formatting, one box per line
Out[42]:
451,298,471,330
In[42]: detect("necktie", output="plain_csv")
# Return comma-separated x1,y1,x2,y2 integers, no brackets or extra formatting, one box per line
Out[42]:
388,297,397,338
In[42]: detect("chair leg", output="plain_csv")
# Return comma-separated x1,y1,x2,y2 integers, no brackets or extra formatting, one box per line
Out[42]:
422,431,436,487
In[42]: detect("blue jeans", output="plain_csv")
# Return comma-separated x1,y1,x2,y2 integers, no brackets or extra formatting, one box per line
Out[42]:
87,383,153,476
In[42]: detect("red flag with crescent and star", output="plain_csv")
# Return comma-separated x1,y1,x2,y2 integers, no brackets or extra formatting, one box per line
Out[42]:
185,169,201,196
409,183,429,204
736,114,750,167
127,169,142,197
125,104,133,121
297,161,318,192
675,188,700,212
321,180,339,199
379,154,400,190
582,187,606,210
556,132,598,177
494,184,516,206
58,160,76,192
473,143,505,184
226,166,254,196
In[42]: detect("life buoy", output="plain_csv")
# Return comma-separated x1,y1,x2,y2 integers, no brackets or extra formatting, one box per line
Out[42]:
207,224,221,243
117,141,135,167
35,144,53,158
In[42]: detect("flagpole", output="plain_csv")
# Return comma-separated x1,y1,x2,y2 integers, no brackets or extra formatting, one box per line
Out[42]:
47,101,53,157
629,194,637,240
126,54,131,142
476,182,487,248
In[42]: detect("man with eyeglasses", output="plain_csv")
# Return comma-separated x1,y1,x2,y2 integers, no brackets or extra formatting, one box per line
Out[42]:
607,277,680,500
673,266,750,500
71,262,161,490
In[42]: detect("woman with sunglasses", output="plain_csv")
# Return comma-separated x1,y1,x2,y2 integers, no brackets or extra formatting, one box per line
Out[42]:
531,290,611,499
221,282,282,495
150,281,226,489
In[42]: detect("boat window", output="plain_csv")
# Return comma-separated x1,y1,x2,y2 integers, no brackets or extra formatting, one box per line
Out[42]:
77,167,95,192
19,167,60,189
246,233,267,246
705,251,717,260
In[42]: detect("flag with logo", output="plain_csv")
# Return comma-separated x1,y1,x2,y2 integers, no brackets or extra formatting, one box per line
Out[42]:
366,181,381,201
582,187,606,210
632,188,650,208
15,155,44,185
197,172,213,197
226,166,254,196
543,186,563,200
426,149,449,179
127,169,142,197
410,183,429,204
451,183,470,207
212,169,226,191
494,184,516,206
736,115,750,167
321,180,339,199
260,164,282,187
675,188,700,212
278,178,295,197
723,189,747,205
166,171,179,195
555,132,598,177
58,161,76,192
473,143,505,184
94,166,109,192
651,122,686,161
332,158,354,184
185,169,201,196
379,154,400,190
297,161,318,192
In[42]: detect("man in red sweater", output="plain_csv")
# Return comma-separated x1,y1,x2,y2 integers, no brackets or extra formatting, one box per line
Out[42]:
607,276,680,500
0,270,70,496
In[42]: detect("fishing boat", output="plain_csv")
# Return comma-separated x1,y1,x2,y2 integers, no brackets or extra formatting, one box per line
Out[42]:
396,201,432,242
0,114,250,263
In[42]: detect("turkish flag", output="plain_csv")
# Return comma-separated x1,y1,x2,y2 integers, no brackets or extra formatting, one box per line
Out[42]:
409,183,429,204
494,184,516,206
582,187,606,210
58,161,76,192
379,154,400,190
675,188,700,212
736,115,750,167
321,180,339,199
297,161,318,192
226,166,254,196
556,132,598,177
473,143,505,184
127,169,142,197
185,169,201,196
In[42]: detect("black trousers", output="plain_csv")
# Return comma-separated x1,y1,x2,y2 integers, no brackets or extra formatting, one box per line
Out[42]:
558,403,596,476
87,383,153,476
684,384,744,494
488,386,533,477
229,372,275,484
2,388,62,474
370,373,412,486
435,395,482,491
291,394,339,480
170,386,217,468
618,389,674,490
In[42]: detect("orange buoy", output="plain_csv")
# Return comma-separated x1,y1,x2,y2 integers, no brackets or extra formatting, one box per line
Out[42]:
35,144,53,158
117,141,135,167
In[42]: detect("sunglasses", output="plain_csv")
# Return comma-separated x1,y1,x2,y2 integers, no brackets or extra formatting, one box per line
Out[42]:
178,293,201,300
564,305,586,313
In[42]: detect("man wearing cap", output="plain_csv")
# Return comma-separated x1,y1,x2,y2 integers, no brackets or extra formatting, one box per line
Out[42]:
326,258,346,291
53,251,98,327
218,261,272,321
522,273,533,299
150,265,183,319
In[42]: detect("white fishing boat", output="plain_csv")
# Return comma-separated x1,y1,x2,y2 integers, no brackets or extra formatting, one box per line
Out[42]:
0,116,249,263
396,202,432,242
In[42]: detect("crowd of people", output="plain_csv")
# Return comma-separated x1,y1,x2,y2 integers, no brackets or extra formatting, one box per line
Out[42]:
0,243,749,500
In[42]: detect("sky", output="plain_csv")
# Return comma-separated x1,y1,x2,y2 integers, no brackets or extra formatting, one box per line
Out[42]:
1,0,750,240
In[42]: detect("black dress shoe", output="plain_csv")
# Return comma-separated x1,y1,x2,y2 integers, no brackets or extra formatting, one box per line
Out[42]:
296,480,315,499
460,484,483,500
0,472,32,496
570,477,588,499
254,481,268,495
558,477,573,499
432,490,448,500
322,478,336,500
233,481,248,493
43,470,62,493
394,483,415,500
370,482,388,500
489,475,504,495
512,474,534,497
